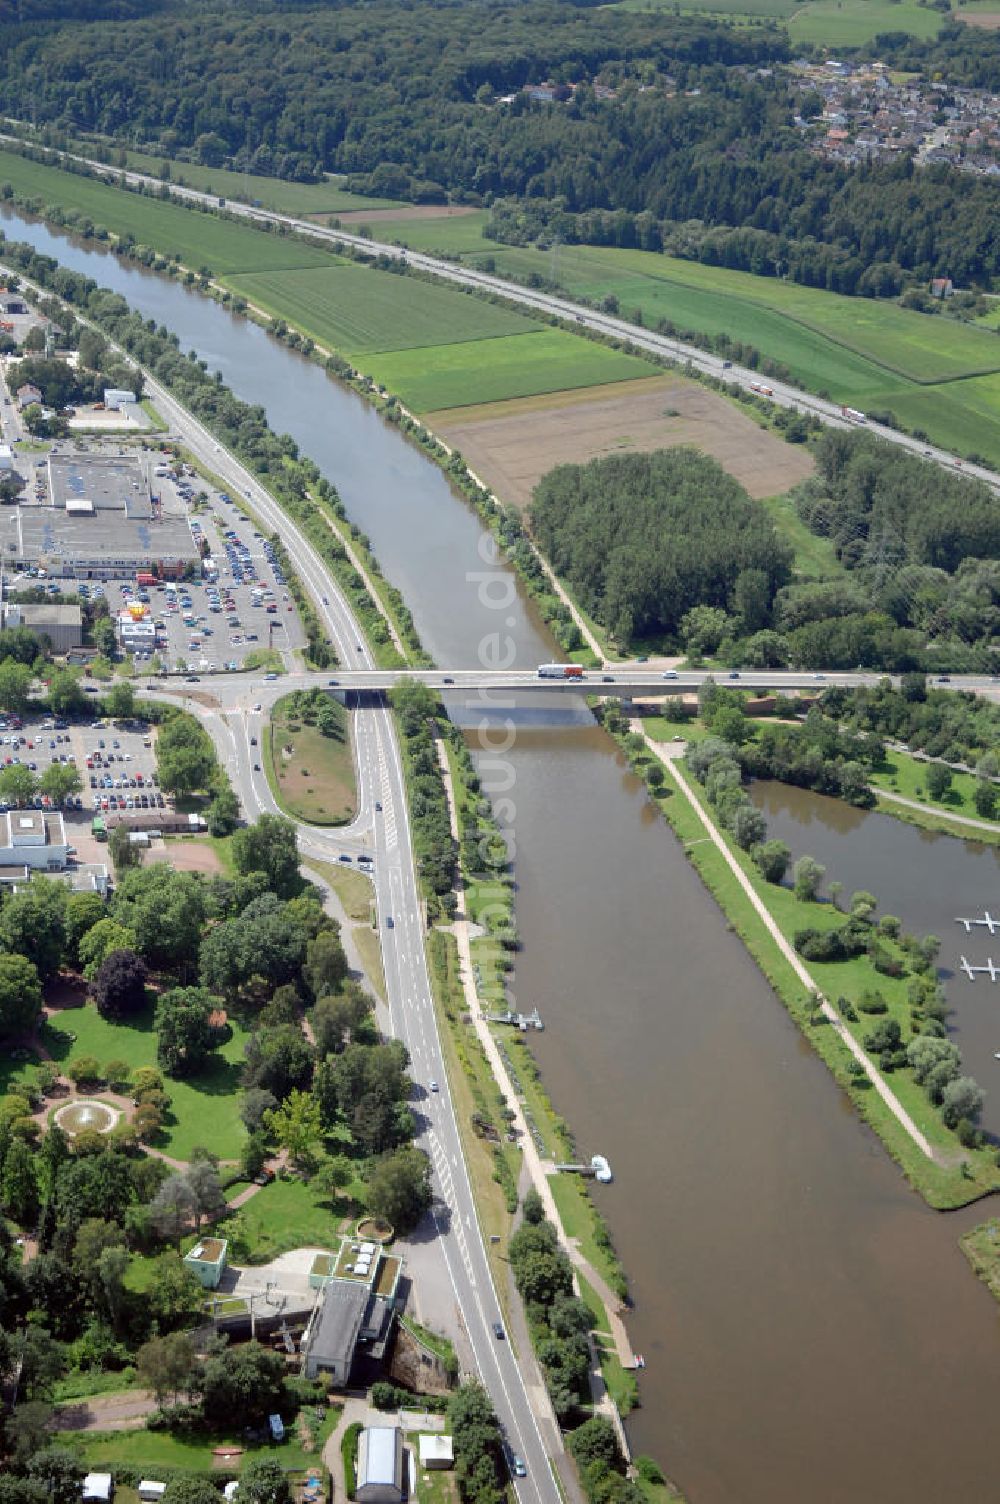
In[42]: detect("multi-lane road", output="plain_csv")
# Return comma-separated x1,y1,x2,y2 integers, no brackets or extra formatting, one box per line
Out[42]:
30,137,1000,499
162,664,1000,705
135,384,565,1503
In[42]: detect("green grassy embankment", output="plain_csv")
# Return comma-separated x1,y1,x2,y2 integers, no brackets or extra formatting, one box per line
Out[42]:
265,692,356,826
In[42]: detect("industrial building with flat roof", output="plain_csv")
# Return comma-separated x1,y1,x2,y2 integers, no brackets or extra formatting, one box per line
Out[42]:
3,603,82,654
14,453,199,580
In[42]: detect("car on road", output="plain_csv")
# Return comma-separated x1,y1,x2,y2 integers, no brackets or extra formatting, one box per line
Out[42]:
386,916,394,929
253,762,261,771
510,1456,527,1478
728,671,741,679
429,1080,439,1092
602,674,613,682
442,676,454,684
375,801,382,812
250,736,257,746
661,670,678,680
492,1321,505,1340
328,679,339,687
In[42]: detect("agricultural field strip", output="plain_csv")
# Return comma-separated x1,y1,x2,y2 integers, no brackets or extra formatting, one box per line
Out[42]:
462,243,1000,387
225,264,543,355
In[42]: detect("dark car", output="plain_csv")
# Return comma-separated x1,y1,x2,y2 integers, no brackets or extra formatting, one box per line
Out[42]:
602,674,614,682
728,671,741,679
386,915,394,929
254,1168,275,1187
375,801,382,812
442,676,454,684
493,1321,505,1340
328,679,340,687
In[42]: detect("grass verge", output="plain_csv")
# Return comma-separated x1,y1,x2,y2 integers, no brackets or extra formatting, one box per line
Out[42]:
266,692,356,825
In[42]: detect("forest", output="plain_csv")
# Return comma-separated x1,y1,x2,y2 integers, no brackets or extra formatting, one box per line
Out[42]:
1,0,998,290
528,449,793,645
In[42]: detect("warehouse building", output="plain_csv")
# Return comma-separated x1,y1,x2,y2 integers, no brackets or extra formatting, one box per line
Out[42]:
15,453,198,580
4,603,83,654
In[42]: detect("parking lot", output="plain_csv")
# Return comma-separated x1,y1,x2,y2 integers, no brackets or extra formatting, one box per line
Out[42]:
2,434,308,677
0,714,166,822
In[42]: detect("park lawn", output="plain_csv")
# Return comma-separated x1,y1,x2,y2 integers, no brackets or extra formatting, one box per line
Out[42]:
0,149,335,275
267,693,356,825
225,263,540,355
869,747,999,826
362,330,658,412
67,1420,333,1474
216,1174,352,1263
41,997,248,1163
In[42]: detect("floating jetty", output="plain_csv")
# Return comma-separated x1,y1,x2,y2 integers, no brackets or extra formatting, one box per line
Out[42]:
555,1154,613,1183
956,911,1000,934
960,955,1000,981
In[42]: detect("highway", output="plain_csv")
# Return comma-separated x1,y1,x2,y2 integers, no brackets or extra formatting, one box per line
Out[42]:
31,138,1000,499
155,664,1000,704
133,388,565,1499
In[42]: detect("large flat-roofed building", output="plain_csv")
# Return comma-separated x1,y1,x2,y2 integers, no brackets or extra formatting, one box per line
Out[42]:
0,809,70,870
15,454,199,581
4,603,82,654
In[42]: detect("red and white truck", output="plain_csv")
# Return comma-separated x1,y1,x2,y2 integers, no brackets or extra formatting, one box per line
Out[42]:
537,663,585,679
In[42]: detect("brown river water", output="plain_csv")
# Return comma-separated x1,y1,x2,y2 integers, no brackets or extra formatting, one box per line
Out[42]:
7,209,1000,1503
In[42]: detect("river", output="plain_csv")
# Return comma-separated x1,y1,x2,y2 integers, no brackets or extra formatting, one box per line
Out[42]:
6,209,1000,1503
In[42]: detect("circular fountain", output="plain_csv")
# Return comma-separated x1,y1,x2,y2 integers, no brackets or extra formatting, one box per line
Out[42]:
54,1098,120,1136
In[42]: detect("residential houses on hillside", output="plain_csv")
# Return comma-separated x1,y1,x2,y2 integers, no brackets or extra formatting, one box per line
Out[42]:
789,58,1000,175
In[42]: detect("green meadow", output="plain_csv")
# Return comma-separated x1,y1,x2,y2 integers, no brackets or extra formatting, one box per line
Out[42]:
361,329,657,412
227,263,541,354
0,148,334,275
613,0,948,43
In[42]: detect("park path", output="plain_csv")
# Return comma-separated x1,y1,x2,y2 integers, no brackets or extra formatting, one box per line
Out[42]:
433,741,639,1378
322,1395,369,1501
635,723,938,1162
877,787,1000,835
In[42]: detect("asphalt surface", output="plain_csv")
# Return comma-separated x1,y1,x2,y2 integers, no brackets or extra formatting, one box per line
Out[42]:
43,141,1000,500
136,380,564,1503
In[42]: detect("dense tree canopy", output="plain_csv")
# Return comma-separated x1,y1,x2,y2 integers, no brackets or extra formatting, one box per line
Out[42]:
530,449,792,645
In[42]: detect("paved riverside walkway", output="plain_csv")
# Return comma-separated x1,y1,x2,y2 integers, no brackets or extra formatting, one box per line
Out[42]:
635,724,938,1162
877,787,1000,836
434,741,639,1379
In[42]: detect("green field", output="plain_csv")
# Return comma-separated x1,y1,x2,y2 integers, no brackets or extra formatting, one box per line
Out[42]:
266,691,357,824
0,149,335,275
217,1175,357,1262
614,0,948,42
362,329,657,411
41,997,248,1163
360,210,496,255
106,145,406,216
227,263,540,354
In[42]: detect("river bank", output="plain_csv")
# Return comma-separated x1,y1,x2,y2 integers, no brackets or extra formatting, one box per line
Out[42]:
8,203,1000,1504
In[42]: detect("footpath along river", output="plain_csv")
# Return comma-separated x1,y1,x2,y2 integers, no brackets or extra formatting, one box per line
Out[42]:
6,209,1000,1503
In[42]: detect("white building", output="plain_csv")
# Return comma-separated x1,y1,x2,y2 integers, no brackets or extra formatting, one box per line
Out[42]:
104,387,138,410
356,1427,405,1504
116,613,156,653
82,1476,113,1504
0,809,70,870
0,443,13,472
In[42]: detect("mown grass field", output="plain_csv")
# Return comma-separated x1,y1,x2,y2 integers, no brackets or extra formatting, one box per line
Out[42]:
870,747,1000,827
0,149,335,275
227,263,540,353
41,995,248,1162
362,329,657,411
217,1175,356,1262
